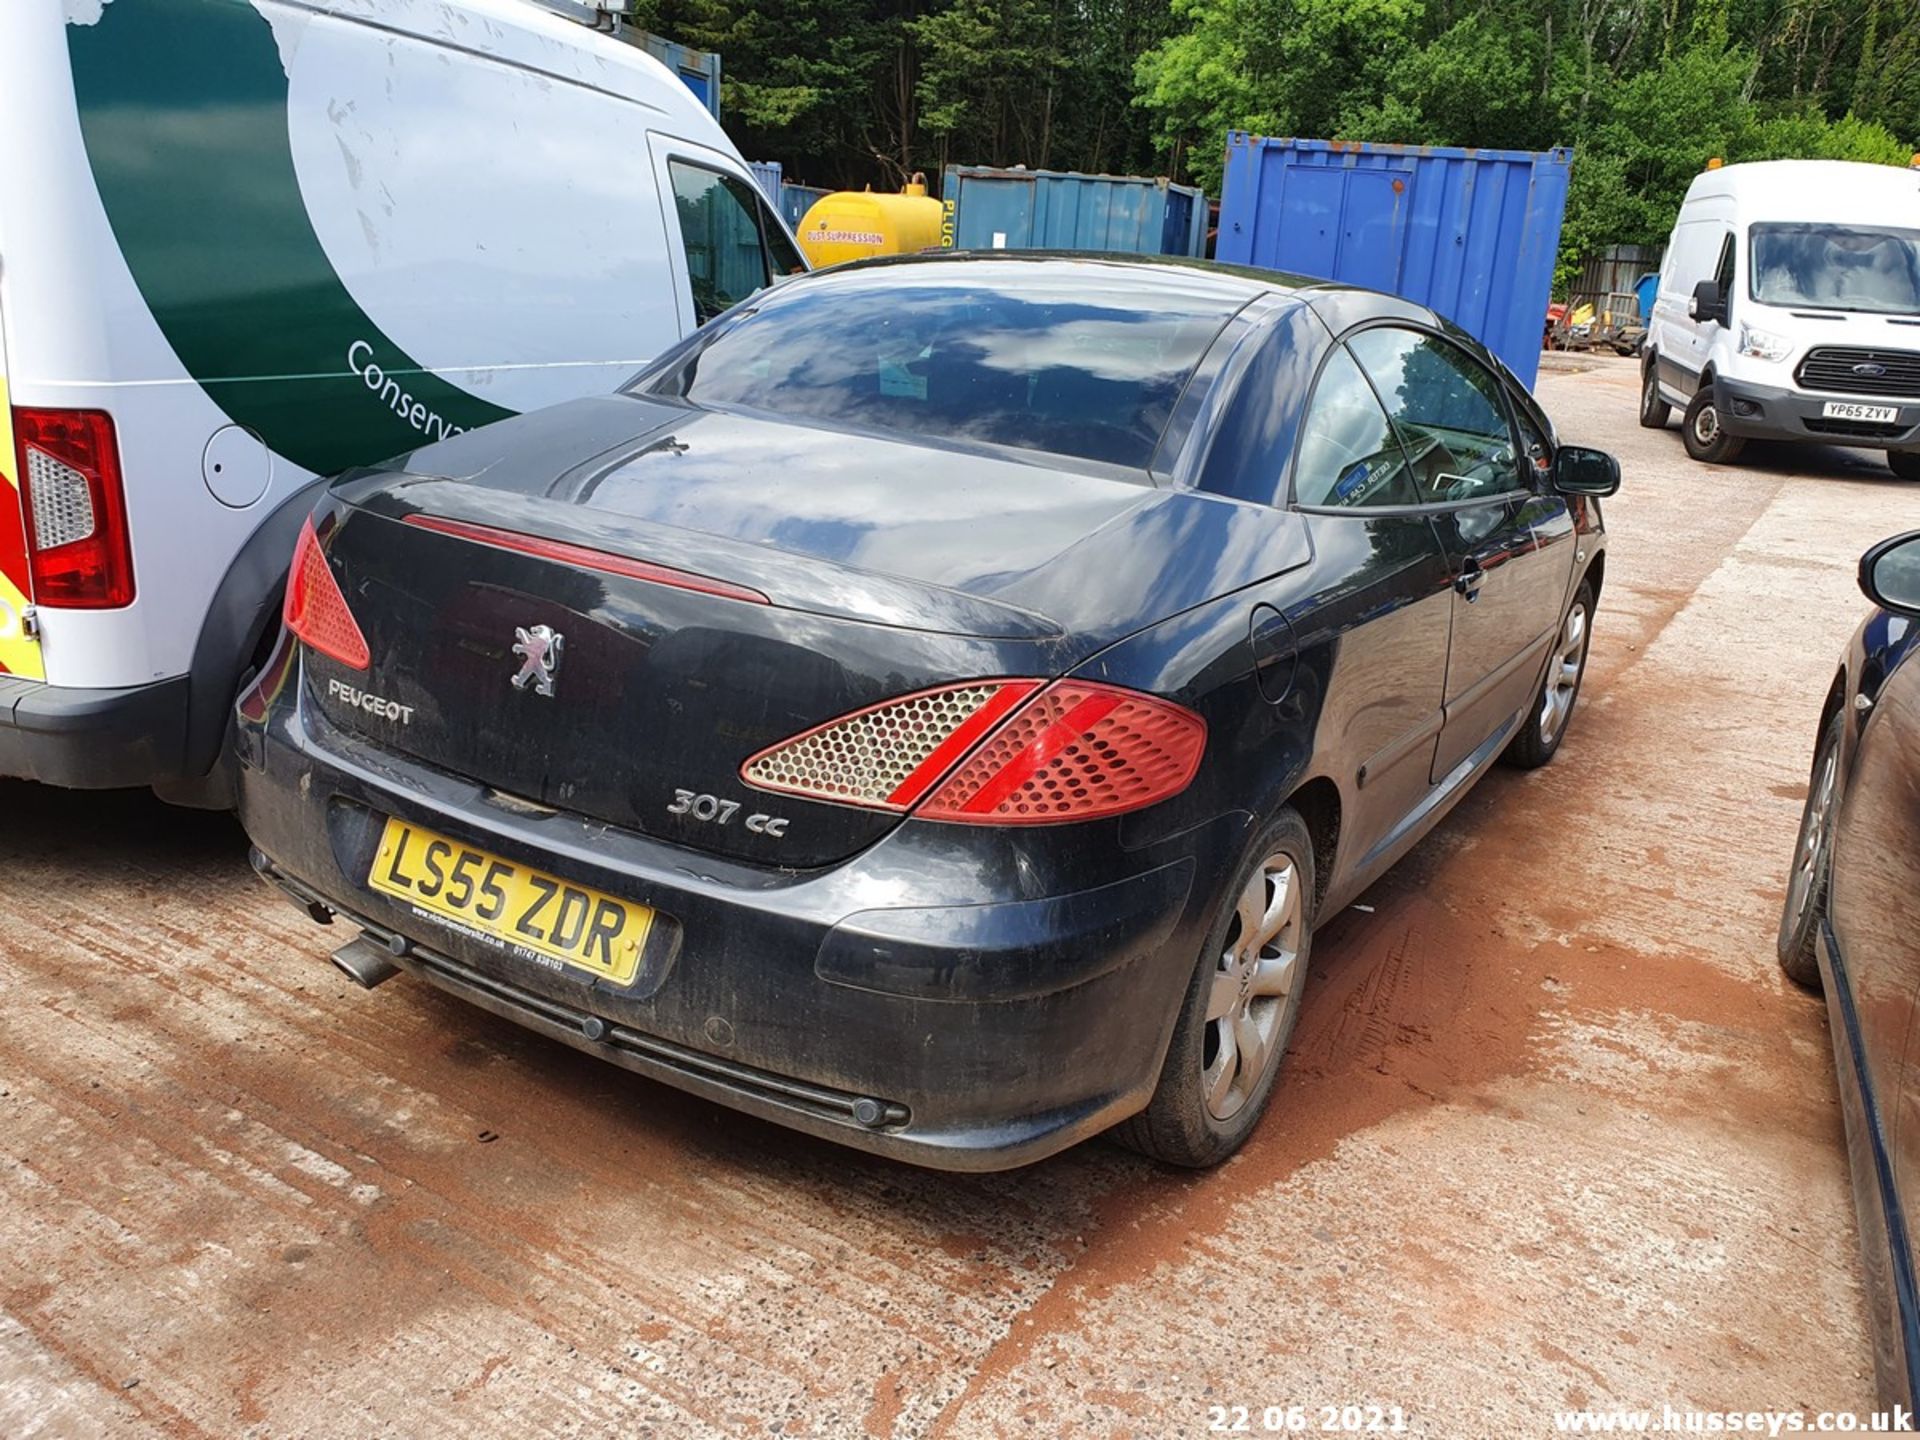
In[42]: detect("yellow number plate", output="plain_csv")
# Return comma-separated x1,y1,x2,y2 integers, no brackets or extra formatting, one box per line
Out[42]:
367,818,652,985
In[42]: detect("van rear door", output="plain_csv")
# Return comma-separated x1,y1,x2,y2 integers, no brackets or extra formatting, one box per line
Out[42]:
0,298,46,682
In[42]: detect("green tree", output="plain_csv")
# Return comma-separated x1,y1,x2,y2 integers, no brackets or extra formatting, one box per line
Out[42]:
630,0,1917,283
1135,0,1916,287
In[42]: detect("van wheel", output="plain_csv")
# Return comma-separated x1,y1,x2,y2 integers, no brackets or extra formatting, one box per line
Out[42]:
1682,390,1745,464
1113,809,1314,1168
1639,362,1672,428
1888,451,1920,482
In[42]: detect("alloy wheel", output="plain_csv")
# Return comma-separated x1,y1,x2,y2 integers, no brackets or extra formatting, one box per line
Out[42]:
1539,600,1589,744
1203,853,1305,1121
1784,739,1839,940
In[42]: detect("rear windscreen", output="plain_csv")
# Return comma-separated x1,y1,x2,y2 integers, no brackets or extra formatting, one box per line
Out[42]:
647,273,1238,469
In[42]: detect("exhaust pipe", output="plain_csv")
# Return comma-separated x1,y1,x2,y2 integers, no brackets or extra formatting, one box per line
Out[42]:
331,935,402,990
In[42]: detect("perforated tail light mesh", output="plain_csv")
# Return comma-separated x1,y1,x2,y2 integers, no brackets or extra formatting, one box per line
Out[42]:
742,681,1038,809
917,683,1206,824
23,447,96,551
283,517,370,670
743,679,1206,825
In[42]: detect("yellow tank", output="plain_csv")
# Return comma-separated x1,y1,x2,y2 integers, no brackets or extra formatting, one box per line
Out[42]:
796,177,944,269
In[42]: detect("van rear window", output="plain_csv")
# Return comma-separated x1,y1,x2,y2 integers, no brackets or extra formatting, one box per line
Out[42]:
649,273,1236,470
1750,223,1920,315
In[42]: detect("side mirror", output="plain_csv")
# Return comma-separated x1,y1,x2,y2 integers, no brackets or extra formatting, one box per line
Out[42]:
1688,279,1726,325
1552,445,1621,497
1861,531,1920,617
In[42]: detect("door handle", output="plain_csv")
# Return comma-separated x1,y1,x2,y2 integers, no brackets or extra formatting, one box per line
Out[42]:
1454,565,1485,601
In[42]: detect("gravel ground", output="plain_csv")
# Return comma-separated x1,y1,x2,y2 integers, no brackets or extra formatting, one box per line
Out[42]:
1,354,1913,1438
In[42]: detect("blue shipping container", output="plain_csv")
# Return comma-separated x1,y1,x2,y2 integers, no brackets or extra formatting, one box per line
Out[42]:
1215,135,1572,387
1634,271,1659,322
941,167,1207,257
779,183,830,231
638,32,722,120
749,161,783,207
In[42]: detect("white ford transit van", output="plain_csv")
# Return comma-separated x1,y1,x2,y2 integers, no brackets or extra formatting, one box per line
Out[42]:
0,0,802,801
1641,159,1920,479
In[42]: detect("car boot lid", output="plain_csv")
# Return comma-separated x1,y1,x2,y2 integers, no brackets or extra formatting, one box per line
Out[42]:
331,394,1312,646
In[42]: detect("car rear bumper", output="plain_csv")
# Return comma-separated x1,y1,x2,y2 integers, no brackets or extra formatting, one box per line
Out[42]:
234,660,1230,1170
0,673,188,788
1715,374,1920,451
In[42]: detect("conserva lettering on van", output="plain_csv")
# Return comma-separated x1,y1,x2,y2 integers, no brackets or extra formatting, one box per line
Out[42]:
347,342,468,443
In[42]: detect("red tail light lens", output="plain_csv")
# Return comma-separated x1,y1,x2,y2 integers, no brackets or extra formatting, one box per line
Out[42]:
918,682,1206,823
742,679,1205,825
742,680,1040,810
13,407,135,608
283,517,370,670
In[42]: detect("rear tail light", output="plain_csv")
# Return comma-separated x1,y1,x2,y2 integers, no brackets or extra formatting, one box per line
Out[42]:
918,683,1206,823
742,680,1040,810
742,679,1205,825
283,516,370,669
13,407,135,607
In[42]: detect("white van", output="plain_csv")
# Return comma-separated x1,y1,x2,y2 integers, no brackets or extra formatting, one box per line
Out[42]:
0,0,802,802
1641,159,1920,479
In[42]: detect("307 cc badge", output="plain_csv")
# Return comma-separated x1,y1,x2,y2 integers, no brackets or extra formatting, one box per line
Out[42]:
668,790,789,838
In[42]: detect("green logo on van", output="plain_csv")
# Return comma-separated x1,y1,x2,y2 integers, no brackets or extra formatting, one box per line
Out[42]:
66,0,513,476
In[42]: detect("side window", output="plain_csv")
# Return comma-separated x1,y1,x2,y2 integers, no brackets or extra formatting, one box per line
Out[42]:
1512,395,1552,481
1712,231,1737,325
1346,328,1522,504
668,161,792,324
762,208,806,280
1291,347,1422,509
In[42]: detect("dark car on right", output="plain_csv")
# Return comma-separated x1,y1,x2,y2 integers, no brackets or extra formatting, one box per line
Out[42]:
1779,529,1920,1416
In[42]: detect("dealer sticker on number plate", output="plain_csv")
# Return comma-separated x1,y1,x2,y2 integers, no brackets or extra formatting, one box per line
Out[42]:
1822,400,1901,423
367,818,652,984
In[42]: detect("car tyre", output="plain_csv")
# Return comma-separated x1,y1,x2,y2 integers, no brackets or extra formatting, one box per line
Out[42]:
1777,708,1843,990
1681,389,1745,464
1502,579,1596,769
1639,362,1672,429
1887,451,1920,482
1114,808,1316,1168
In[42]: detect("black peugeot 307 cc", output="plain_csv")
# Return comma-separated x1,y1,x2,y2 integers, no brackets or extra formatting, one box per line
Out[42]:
236,254,1617,1171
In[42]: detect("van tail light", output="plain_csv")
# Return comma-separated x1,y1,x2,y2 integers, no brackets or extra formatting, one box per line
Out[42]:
742,679,1206,825
283,516,370,670
13,407,135,608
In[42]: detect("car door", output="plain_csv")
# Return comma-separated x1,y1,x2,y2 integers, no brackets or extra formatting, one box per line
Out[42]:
1346,326,1577,782
1827,630,1920,1409
647,136,806,334
1283,342,1455,865
1841,643,1920,1203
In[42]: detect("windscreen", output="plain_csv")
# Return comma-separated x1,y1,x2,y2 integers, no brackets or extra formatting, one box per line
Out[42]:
648,272,1237,469
1749,222,1920,315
